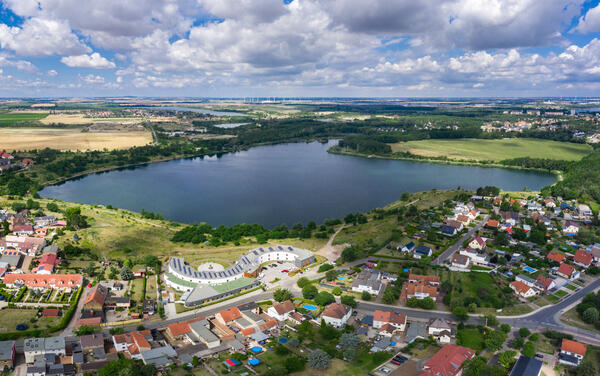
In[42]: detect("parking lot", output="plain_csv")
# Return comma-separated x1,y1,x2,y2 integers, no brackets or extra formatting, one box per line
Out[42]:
373,353,417,376
259,261,297,285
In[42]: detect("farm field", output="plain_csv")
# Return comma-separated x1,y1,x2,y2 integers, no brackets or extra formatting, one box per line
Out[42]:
0,112,47,125
390,138,592,161
0,127,152,151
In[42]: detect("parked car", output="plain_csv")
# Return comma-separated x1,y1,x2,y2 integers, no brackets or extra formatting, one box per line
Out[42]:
535,354,544,359
378,367,391,374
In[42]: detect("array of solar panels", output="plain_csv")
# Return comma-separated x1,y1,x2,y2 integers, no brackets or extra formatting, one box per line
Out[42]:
170,245,313,282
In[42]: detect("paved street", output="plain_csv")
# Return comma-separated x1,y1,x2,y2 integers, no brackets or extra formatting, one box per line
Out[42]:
432,214,490,265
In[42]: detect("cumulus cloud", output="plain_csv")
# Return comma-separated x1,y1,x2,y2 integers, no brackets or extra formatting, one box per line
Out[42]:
47,69,58,76
61,53,116,69
0,18,90,56
575,4,600,34
80,74,104,84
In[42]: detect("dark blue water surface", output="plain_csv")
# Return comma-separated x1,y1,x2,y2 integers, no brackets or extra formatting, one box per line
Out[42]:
40,141,555,227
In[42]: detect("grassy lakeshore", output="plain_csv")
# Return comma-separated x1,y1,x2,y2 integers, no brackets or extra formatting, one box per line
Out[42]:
389,138,591,161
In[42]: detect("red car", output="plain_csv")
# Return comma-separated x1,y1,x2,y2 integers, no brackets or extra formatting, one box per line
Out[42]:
282,269,289,273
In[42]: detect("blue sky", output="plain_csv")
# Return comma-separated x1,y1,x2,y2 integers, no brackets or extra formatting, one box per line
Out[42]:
0,0,600,97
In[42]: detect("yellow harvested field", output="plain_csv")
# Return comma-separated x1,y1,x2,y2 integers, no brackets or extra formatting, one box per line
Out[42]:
0,128,152,151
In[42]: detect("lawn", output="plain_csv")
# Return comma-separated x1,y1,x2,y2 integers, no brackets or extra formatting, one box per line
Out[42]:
334,215,398,249
457,328,485,351
0,127,152,151
0,309,60,332
547,295,560,303
439,270,516,311
145,275,157,300
555,290,568,298
560,306,600,334
130,278,145,302
390,138,592,162
565,284,578,291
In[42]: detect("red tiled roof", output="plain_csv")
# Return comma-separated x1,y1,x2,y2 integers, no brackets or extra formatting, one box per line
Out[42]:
373,310,406,326
167,317,204,337
486,219,499,228
84,285,107,307
536,275,553,290
241,328,255,336
510,281,531,295
322,303,351,319
419,345,475,376
561,339,586,357
2,273,82,288
558,263,575,276
574,250,593,266
547,251,566,263
272,300,295,315
42,308,60,317
218,307,242,322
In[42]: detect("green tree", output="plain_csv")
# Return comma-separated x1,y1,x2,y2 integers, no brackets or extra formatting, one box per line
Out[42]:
273,288,293,302
332,286,342,296
498,350,517,368
518,328,531,338
302,284,318,300
325,269,337,281
522,341,535,357
361,291,372,301
343,348,356,360
285,357,305,373
120,266,133,281
452,306,468,321
74,325,99,336
462,357,488,376
307,349,331,369
484,314,499,327
297,277,310,288
339,333,360,348
46,202,59,212
583,307,599,323
98,358,157,376
314,291,335,306
340,295,357,308
500,324,511,334
577,359,599,376
494,231,509,246
64,206,88,230
485,330,507,352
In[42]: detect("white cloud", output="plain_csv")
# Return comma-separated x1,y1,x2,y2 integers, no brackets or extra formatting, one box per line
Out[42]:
61,53,116,69
575,4,600,34
47,69,58,76
80,74,105,84
0,18,90,56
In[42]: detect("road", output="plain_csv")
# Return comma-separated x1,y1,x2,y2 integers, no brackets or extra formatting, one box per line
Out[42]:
432,214,490,265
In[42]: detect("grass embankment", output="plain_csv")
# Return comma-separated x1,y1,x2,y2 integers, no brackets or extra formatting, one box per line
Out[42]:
0,112,48,126
390,138,591,162
0,127,152,151
561,306,600,335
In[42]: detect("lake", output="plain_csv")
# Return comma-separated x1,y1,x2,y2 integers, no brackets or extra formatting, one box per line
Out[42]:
40,141,555,227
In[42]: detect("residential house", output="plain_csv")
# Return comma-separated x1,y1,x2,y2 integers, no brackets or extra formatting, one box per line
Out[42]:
428,318,452,343
78,309,103,326
563,221,579,236
459,248,488,266
418,344,476,376
456,214,471,225
405,274,440,301
80,334,104,353
577,204,593,218
372,310,407,331
451,254,470,269
215,307,242,326
501,211,520,226
557,263,579,280
516,274,538,288
140,345,177,367
165,318,205,342
351,268,382,295
544,198,556,208
468,236,486,250
267,300,295,321
321,303,352,328
134,269,146,278
509,355,543,376
44,336,66,357
83,284,108,311
13,224,34,236
547,250,566,264
559,339,587,366
441,225,457,236
510,281,537,298
399,241,415,253
446,220,464,231
24,338,44,364
0,341,15,371
535,275,556,292
573,250,593,268
486,219,499,229
413,245,433,259
188,320,220,349
142,299,157,315
2,273,82,291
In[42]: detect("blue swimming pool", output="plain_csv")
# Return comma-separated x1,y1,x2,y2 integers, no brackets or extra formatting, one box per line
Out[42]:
338,276,345,281
523,266,537,273
303,304,318,311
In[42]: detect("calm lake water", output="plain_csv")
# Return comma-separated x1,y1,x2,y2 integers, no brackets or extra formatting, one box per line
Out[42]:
40,141,555,227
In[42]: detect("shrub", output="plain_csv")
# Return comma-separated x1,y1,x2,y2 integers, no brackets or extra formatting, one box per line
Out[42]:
318,264,334,273
307,349,331,369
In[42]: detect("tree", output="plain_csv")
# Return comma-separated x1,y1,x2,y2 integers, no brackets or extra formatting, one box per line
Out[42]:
288,338,299,348
74,325,98,336
339,333,360,349
518,328,531,338
64,206,88,230
46,202,59,212
494,231,509,246
325,269,337,281
98,358,157,376
285,357,305,373
343,348,356,361
318,264,334,273
500,324,511,334
319,321,339,340
522,341,535,357
264,364,287,376
577,359,599,376
452,306,468,321
484,314,499,327
340,295,357,308
297,277,310,288
498,350,517,368
462,357,488,376
383,287,398,304
273,288,293,302
332,286,342,296
120,266,133,281
302,284,318,299
361,291,372,301
485,330,507,352
307,349,331,369
420,297,435,309
512,337,524,349
314,291,335,306
582,307,599,323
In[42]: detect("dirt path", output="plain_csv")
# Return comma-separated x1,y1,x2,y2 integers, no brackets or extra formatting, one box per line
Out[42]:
316,225,349,262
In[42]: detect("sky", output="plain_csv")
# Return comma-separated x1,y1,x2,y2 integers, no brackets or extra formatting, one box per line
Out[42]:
1,0,600,97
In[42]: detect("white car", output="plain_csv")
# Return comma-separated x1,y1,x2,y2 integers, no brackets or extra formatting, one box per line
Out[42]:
378,367,391,374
